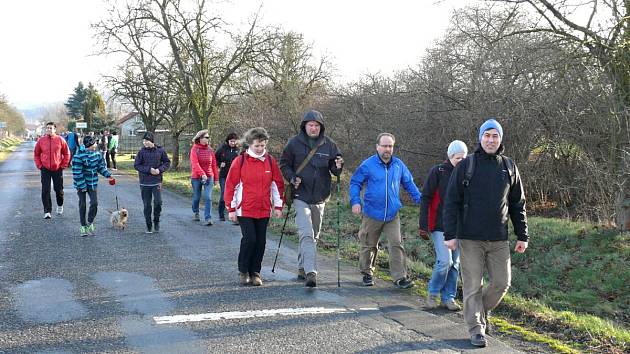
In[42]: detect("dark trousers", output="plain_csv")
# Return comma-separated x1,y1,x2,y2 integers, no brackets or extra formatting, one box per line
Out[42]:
218,177,226,219
141,185,162,228
237,217,269,275
41,168,64,213
108,149,117,169
78,189,98,226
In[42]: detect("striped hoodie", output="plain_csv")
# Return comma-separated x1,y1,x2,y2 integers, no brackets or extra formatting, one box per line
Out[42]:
72,146,112,190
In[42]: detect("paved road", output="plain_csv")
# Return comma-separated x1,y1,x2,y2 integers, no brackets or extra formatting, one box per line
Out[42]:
0,142,524,353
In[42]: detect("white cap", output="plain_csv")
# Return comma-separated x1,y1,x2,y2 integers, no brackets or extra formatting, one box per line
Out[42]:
447,140,468,158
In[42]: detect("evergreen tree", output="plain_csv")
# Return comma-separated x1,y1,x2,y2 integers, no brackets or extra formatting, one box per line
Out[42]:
64,82,87,119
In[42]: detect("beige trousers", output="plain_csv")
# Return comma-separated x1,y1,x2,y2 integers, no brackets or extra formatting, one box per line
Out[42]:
358,214,407,281
459,239,511,336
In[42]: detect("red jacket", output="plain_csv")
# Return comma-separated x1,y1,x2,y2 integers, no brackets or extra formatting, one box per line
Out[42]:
34,134,71,171
190,143,219,180
224,152,284,219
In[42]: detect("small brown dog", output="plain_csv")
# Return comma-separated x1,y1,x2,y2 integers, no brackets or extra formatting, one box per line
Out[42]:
110,208,129,230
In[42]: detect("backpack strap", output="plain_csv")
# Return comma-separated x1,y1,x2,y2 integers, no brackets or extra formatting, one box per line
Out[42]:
501,155,516,187
462,154,475,224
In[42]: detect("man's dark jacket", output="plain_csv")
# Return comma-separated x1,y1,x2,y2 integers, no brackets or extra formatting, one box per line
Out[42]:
215,143,239,179
134,145,171,186
279,115,342,204
443,145,528,242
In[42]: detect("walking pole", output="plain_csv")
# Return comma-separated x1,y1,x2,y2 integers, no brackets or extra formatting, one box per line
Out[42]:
336,174,341,287
271,204,292,273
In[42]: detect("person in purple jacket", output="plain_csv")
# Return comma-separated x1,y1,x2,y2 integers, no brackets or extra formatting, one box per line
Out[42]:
134,132,171,233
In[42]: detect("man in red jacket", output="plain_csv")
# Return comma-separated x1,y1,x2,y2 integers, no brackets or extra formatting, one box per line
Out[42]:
34,122,71,219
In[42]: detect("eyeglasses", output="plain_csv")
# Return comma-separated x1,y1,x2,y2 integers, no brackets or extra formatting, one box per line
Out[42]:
202,136,210,139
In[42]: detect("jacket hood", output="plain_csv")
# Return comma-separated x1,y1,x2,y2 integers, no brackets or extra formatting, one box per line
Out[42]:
300,110,326,137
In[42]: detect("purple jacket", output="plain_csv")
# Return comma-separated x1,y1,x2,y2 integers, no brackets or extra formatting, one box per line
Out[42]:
134,145,171,186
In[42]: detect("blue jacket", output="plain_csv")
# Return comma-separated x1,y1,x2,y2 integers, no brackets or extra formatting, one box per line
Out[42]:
350,154,422,222
72,146,111,190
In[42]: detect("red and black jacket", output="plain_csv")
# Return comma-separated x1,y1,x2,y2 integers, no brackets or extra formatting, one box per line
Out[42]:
419,160,454,232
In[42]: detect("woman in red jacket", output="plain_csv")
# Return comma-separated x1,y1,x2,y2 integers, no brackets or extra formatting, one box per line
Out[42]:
190,130,219,225
224,127,284,286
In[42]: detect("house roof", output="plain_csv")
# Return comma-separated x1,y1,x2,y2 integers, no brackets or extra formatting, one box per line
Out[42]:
117,112,139,126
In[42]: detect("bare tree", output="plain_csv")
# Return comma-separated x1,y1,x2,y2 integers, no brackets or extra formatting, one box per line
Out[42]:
489,0,630,228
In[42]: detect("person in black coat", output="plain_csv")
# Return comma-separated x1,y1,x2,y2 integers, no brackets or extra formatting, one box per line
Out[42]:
419,140,468,311
279,110,343,287
442,119,528,348
215,132,239,222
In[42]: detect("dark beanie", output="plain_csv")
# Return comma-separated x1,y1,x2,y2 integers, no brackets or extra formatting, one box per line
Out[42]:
226,132,238,142
143,131,155,143
83,136,96,148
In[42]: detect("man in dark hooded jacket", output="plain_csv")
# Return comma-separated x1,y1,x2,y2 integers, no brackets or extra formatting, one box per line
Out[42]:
279,110,343,287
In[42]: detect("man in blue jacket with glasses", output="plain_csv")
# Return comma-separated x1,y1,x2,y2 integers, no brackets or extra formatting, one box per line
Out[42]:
350,132,422,289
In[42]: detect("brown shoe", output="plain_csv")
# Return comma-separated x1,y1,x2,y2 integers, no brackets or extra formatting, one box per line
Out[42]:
239,272,250,285
251,272,262,286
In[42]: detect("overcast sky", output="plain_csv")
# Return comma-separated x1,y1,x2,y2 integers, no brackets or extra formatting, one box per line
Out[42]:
0,0,462,109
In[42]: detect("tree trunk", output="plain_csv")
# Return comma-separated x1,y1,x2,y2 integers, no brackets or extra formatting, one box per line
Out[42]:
171,132,181,169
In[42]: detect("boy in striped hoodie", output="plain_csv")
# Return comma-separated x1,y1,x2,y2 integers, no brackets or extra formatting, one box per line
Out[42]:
72,136,115,236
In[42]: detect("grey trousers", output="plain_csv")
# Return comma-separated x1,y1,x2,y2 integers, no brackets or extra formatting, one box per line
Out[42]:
459,239,511,336
358,214,407,281
293,199,325,274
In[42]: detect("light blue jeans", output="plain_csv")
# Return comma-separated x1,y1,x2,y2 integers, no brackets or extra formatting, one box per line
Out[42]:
428,231,460,301
191,177,213,221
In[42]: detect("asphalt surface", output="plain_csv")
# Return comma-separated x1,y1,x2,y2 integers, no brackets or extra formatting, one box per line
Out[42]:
0,142,527,353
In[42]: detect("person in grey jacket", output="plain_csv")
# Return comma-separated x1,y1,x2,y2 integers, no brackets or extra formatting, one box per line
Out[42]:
134,132,171,234
279,110,343,287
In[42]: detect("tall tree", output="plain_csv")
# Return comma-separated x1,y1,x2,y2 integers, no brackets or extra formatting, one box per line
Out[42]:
65,82,87,120
489,0,630,228
83,83,106,130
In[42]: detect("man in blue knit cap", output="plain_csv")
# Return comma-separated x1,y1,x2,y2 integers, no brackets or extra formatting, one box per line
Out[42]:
442,118,529,348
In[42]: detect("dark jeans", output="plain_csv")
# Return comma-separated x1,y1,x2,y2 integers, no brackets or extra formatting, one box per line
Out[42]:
237,217,269,275
40,168,64,213
141,185,162,228
77,189,98,226
107,149,117,169
218,177,226,219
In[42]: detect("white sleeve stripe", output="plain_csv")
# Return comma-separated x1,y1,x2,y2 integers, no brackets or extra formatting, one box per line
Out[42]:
270,181,283,208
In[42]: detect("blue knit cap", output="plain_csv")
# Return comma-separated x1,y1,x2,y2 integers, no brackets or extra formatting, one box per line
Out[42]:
478,119,503,142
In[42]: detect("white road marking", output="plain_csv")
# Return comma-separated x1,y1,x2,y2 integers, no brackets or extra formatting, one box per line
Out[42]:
154,307,379,324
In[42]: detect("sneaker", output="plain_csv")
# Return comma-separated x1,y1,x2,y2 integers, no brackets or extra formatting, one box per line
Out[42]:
239,272,251,285
251,273,262,286
56,206,63,215
297,268,306,280
305,272,317,288
192,212,200,221
153,222,160,232
205,219,213,226
43,212,52,219
145,225,153,234
79,226,89,237
362,274,374,286
425,295,439,309
470,334,487,347
87,223,96,235
443,298,461,311
394,277,414,289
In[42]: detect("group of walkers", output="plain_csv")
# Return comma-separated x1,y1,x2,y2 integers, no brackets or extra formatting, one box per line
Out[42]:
63,128,119,170
34,110,529,348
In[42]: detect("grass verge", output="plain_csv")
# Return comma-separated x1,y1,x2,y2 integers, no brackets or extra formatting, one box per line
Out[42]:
0,137,23,163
